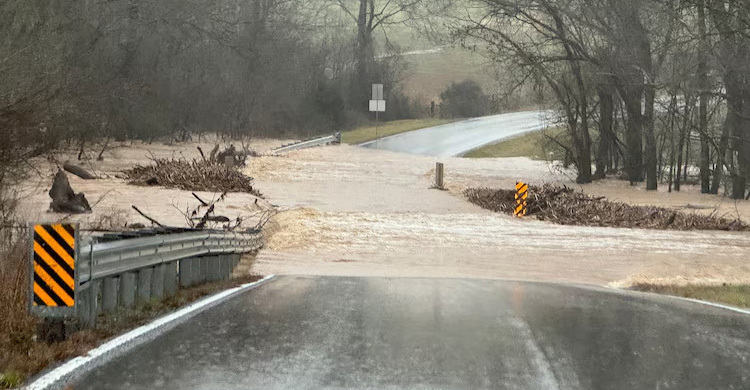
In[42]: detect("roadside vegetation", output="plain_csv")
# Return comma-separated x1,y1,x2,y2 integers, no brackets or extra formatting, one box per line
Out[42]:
464,129,567,160
632,284,750,309
442,0,750,196
341,118,457,144
0,267,262,388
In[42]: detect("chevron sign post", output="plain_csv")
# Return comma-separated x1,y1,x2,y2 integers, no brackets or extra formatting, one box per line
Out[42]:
514,182,529,218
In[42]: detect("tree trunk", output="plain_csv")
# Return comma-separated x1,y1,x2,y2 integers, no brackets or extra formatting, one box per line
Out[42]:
684,132,690,183
49,171,92,214
354,0,375,108
667,93,678,192
546,8,592,184
737,86,750,199
675,95,691,192
644,85,658,190
726,76,747,199
698,0,712,193
63,162,96,180
711,115,730,194
621,91,644,184
595,86,614,180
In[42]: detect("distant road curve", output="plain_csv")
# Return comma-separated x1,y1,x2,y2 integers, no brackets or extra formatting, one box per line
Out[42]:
361,110,553,157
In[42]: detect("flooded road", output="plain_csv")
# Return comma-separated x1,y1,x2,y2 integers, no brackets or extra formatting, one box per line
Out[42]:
250,146,750,287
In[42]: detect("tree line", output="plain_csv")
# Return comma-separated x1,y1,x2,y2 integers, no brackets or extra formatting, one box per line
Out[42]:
4,0,749,198
445,0,750,199
1,0,429,161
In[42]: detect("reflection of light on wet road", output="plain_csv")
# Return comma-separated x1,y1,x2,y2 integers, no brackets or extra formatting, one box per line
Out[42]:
72,276,750,390
361,111,554,157
512,283,525,311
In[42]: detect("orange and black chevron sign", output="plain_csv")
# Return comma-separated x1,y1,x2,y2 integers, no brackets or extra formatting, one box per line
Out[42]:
32,224,76,307
514,182,529,217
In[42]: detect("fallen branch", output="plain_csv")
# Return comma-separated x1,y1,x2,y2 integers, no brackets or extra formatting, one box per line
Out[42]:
131,205,164,227
63,161,96,180
192,192,209,206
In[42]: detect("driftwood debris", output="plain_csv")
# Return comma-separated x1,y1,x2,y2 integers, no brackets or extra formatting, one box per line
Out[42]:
63,161,96,180
123,158,262,196
49,170,92,214
464,184,747,231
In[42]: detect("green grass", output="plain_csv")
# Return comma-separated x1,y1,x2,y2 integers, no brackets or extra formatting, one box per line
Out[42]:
0,371,22,389
464,128,567,160
341,118,457,144
632,284,750,309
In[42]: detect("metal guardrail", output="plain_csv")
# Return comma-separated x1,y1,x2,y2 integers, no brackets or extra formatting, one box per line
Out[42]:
79,230,262,282
273,132,341,153
64,229,263,328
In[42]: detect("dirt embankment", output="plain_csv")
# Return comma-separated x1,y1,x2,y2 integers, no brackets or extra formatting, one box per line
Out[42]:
250,145,750,287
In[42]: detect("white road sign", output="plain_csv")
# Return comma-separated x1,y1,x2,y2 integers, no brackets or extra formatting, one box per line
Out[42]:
372,84,384,100
369,100,386,112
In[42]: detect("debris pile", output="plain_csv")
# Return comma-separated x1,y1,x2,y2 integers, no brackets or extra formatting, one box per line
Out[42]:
123,159,262,197
464,184,747,231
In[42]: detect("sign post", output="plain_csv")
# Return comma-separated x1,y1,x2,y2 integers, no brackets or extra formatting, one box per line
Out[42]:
29,223,79,342
29,223,78,317
369,84,386,146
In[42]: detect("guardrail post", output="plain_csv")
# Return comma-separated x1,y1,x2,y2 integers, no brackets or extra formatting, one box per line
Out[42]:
206,257,216,282
92,279,102,316
211,256,222,281
164,261,178,296
222,255,232,280
179,258,193,288
120,272,136,308
137,267,153,303
191,258,201,286
151,264,165,300
198,257,208,284
102,276,118,312
77,286,92,327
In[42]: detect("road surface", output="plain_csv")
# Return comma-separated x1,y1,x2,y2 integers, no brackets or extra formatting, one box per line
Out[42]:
72,276,750,390
361,111,551,157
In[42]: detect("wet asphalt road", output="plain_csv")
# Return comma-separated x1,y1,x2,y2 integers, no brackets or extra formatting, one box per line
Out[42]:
360,111,551,157
72,276,750,390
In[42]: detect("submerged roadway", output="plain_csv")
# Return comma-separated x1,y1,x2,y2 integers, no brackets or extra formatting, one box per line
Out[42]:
71,276,750,390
